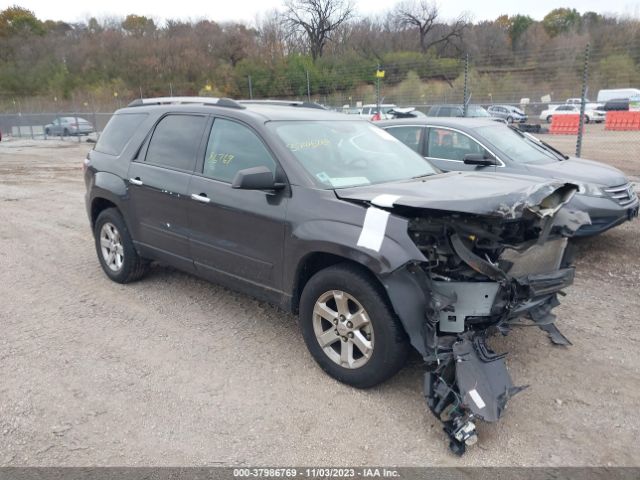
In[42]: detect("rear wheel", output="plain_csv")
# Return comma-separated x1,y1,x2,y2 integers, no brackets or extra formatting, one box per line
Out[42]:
299,264,409,388
94,208,148,283
506,116,513,124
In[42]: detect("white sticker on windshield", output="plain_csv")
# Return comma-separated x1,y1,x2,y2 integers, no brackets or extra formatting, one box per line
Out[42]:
316,172,331,183
371,194,401,208
468,389,486,409
357,207,389,252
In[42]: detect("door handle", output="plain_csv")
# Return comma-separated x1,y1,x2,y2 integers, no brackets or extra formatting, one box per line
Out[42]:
129,177,143,186
191,193,210,204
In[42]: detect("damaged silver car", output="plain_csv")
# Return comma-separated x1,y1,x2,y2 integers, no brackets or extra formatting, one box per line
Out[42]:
86,100,588,455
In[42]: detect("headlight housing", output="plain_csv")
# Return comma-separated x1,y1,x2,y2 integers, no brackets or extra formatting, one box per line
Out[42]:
578,183,606,197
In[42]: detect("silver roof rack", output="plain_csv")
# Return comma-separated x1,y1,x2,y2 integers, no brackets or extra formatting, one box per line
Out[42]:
127,97,244,109
238,99,326,110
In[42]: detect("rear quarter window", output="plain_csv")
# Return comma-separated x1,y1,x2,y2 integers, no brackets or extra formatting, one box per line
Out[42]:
95,113,148,156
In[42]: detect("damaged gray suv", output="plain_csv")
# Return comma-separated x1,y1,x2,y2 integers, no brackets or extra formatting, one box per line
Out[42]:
85,97,587,455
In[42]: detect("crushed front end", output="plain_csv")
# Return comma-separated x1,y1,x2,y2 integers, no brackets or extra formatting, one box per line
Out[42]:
380,184,587,455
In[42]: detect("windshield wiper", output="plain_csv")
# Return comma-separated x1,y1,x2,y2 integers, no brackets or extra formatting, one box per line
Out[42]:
537,139,570,160
509,126,568,161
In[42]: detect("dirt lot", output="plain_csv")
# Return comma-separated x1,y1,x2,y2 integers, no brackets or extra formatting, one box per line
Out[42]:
0,134,639,467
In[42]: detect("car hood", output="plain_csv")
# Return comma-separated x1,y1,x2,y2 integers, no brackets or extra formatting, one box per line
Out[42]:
524,158,628,187
335,171,576,219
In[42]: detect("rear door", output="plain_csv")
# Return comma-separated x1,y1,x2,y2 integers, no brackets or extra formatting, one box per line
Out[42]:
127,113,208,270
187,117,288,298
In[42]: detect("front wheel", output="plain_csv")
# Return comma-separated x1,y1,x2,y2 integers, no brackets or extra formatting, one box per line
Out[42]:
546,115,553,123
299,264,409,388
506,116,513,124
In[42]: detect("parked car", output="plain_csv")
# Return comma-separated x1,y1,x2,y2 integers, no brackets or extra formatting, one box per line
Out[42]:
602,98,630,111
379,117,638,236
565,98,603,110
360,103,397,120
45,116,94,136
86,96,585,455
597,88,640,103
486,105,528,123
427,104,505,123
539,104,605,123
387,107,427,119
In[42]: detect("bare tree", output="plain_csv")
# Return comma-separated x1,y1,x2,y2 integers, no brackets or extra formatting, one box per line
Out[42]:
392,0,467,54
283,0,355,60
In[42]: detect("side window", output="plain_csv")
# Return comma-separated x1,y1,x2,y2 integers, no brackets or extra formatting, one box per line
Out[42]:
95,113,148,156
427,128,487,161
385,126,423,153
203,118,276,183
145,115,207,171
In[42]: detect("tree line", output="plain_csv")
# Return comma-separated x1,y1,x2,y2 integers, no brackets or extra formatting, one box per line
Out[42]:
0,2,638,109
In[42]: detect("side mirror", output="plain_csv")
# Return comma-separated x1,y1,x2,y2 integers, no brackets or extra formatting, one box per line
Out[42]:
231,166,285,191
463,153,498,166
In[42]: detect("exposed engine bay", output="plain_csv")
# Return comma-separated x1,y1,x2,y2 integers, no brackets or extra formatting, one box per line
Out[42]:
358,182,588,455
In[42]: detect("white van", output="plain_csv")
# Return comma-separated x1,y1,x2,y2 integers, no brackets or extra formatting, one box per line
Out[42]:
597,88,640,102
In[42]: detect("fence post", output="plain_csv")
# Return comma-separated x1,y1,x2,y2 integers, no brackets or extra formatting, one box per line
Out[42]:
248,75,253,100
75,112,81,143
463,53,469,117
576,43,590,158
376,64,381,116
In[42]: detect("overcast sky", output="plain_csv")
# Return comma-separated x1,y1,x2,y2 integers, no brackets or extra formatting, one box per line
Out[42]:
12,0,640,24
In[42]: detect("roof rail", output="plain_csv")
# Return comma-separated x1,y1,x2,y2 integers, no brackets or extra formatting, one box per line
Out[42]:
127,96,245,109
238,100,326,110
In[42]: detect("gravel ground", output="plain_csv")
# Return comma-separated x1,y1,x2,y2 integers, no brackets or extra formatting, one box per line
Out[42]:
0,136,639,467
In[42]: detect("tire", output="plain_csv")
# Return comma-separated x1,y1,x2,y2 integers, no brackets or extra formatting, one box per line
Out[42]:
94,208,148,284
585,116,591,124
546,116,553,123
299,263,409,388
506,116,513,124
63,128,69,136
45,128,50,135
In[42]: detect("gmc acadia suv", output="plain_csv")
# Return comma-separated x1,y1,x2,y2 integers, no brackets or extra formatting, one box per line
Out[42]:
85,96,587,454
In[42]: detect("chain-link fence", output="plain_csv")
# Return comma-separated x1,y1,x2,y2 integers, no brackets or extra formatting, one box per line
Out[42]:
0,44,638,171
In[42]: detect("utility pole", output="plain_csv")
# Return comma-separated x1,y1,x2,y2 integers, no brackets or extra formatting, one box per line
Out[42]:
576,43,590,158
248,75,253,100
375,64,385,116
463,53,469,117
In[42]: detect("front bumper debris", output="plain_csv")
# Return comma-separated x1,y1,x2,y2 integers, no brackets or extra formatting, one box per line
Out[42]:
425,333,527,455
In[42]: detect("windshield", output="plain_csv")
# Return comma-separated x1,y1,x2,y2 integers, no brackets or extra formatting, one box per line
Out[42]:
270,121,438,188
475,125,559,163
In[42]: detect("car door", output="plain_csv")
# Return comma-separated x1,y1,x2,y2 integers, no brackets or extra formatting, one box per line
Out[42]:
424,126,500,172
187,116,288,299
126,113,208,271
51,118,61,135
383,125,425,154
